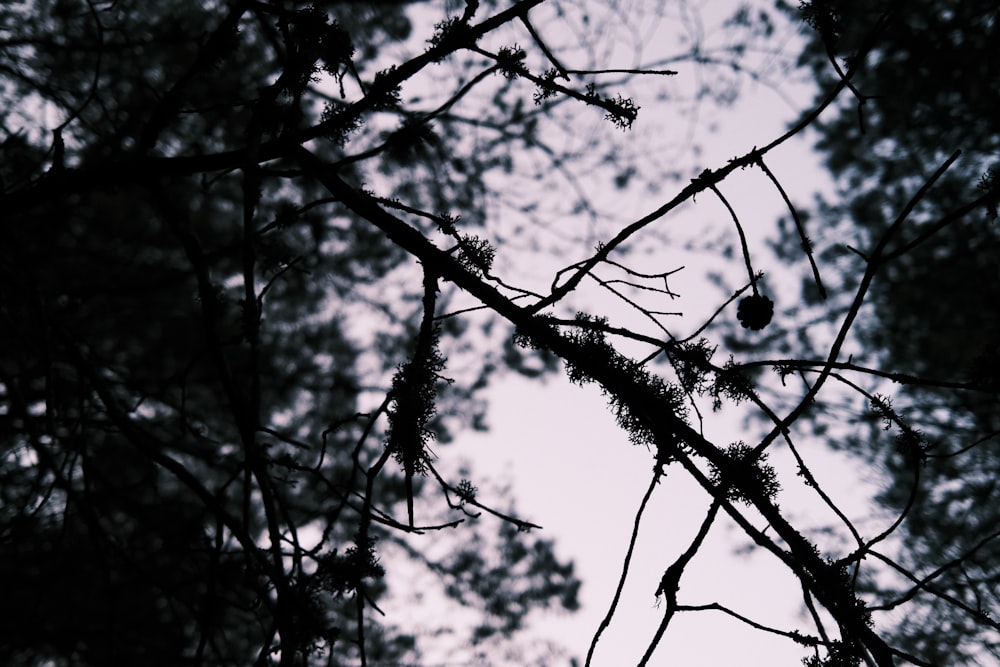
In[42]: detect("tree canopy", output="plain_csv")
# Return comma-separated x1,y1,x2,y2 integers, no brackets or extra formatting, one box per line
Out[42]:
773,0,1000,662
1,1,997,666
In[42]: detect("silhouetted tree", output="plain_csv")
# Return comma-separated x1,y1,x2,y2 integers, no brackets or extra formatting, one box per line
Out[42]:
0,2,583,665
769,0,1000,663
3,1,994,666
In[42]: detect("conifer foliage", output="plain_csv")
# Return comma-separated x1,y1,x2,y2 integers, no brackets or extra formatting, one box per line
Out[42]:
0,1,996,666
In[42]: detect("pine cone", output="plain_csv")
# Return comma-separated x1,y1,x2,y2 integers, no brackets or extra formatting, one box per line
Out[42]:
737,294,774,331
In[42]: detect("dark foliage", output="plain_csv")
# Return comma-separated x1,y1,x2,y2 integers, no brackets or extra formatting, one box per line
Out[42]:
0,1,580,665
777,0,1000,662
3,0,994,665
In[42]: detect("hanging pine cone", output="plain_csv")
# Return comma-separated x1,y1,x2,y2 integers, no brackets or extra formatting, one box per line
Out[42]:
737,294,774,331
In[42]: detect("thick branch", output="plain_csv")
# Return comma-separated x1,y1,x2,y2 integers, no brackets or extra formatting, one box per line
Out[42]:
293,147,898,665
